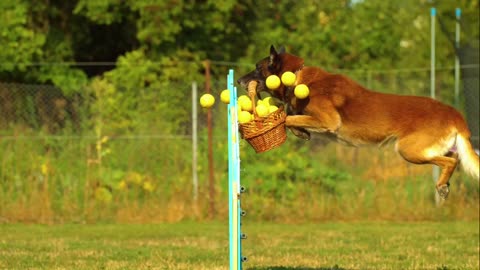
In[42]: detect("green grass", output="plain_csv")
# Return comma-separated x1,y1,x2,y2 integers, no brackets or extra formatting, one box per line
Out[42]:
0,221,478,270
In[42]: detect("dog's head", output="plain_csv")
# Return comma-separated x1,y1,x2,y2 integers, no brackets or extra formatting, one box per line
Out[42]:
237,45,304,99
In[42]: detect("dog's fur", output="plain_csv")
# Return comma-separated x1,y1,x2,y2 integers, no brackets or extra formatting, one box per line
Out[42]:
238,46,479,199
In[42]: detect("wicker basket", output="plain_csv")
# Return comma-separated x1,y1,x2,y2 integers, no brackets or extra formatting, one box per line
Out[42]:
238,81,287,153
239,107,287,153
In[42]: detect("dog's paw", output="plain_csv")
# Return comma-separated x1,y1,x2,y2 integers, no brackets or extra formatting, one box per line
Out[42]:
436,184,450,200
289,127,310,140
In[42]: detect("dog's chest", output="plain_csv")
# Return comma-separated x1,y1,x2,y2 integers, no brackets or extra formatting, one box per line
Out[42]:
307,127,384,147
334,132,371,146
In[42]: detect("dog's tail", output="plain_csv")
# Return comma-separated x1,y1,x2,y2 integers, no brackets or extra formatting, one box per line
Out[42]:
456,132,479,180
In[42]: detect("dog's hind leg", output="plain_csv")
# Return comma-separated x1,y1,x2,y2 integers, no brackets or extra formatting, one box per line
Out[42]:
396,134,459,200
428,156,458,199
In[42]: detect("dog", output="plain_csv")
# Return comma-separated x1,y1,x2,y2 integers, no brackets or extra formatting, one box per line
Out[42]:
238,45,479,199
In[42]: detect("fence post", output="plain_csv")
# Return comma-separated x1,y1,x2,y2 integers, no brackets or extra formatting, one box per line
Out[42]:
192,82,198,203
431,7,441,205
431,7,436,100
454,8,461,108
203,60,216,217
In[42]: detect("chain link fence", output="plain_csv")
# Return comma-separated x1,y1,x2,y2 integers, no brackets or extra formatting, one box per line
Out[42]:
459,46,480,149
0,65,478,147
0,83,84,133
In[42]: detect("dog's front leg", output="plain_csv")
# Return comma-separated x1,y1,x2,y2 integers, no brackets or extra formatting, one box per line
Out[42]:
288,127,311,140
285,112,341,134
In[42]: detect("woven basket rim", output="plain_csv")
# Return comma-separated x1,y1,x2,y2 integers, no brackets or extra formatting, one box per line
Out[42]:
239,108,286,139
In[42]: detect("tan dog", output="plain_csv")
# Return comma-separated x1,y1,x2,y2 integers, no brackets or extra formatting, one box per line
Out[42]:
238,46,479,199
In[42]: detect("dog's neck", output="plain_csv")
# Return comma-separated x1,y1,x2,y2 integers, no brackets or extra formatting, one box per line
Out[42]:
280,66,304,100
279,53,304,74
275,53,305,100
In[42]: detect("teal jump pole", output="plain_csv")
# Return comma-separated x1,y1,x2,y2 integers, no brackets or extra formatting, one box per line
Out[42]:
227,69,244,270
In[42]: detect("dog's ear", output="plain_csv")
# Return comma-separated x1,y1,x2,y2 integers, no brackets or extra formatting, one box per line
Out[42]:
270,45,278,55
278,46,286,54
269,45,279,67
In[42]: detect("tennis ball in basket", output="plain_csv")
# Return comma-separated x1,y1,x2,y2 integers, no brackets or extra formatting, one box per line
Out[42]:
256,103,269,117
281,71,296,86
269,105,279,113
294,84,310,99
220,89,230,104
238,95,249,105
238,111,252,124
262,96,273,105
266,75,281,90
200,93,215,108
239,98,253,112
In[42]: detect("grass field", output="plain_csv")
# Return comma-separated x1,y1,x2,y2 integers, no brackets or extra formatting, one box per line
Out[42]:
0,221,478,270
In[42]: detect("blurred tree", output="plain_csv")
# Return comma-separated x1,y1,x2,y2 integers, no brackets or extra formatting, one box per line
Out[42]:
0,0,477,121
0,1,45,76
236,0,478,71
2,0,477,86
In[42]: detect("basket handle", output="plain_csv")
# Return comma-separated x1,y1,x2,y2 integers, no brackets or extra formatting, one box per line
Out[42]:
247,81,258,117
247,81,265,129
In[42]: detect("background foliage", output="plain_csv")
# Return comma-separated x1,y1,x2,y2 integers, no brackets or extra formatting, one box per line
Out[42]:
0,0,478,223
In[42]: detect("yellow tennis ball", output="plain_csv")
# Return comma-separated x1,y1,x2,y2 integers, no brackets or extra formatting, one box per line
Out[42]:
262,96,273,105
238,111,252,124
238,95,250,105
220,89,230,104
256,104,269,117
239,98,253,112
268,105,279,113
266,75,281,90
200,93,215,108
281,71,296,86
294,84,310,99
